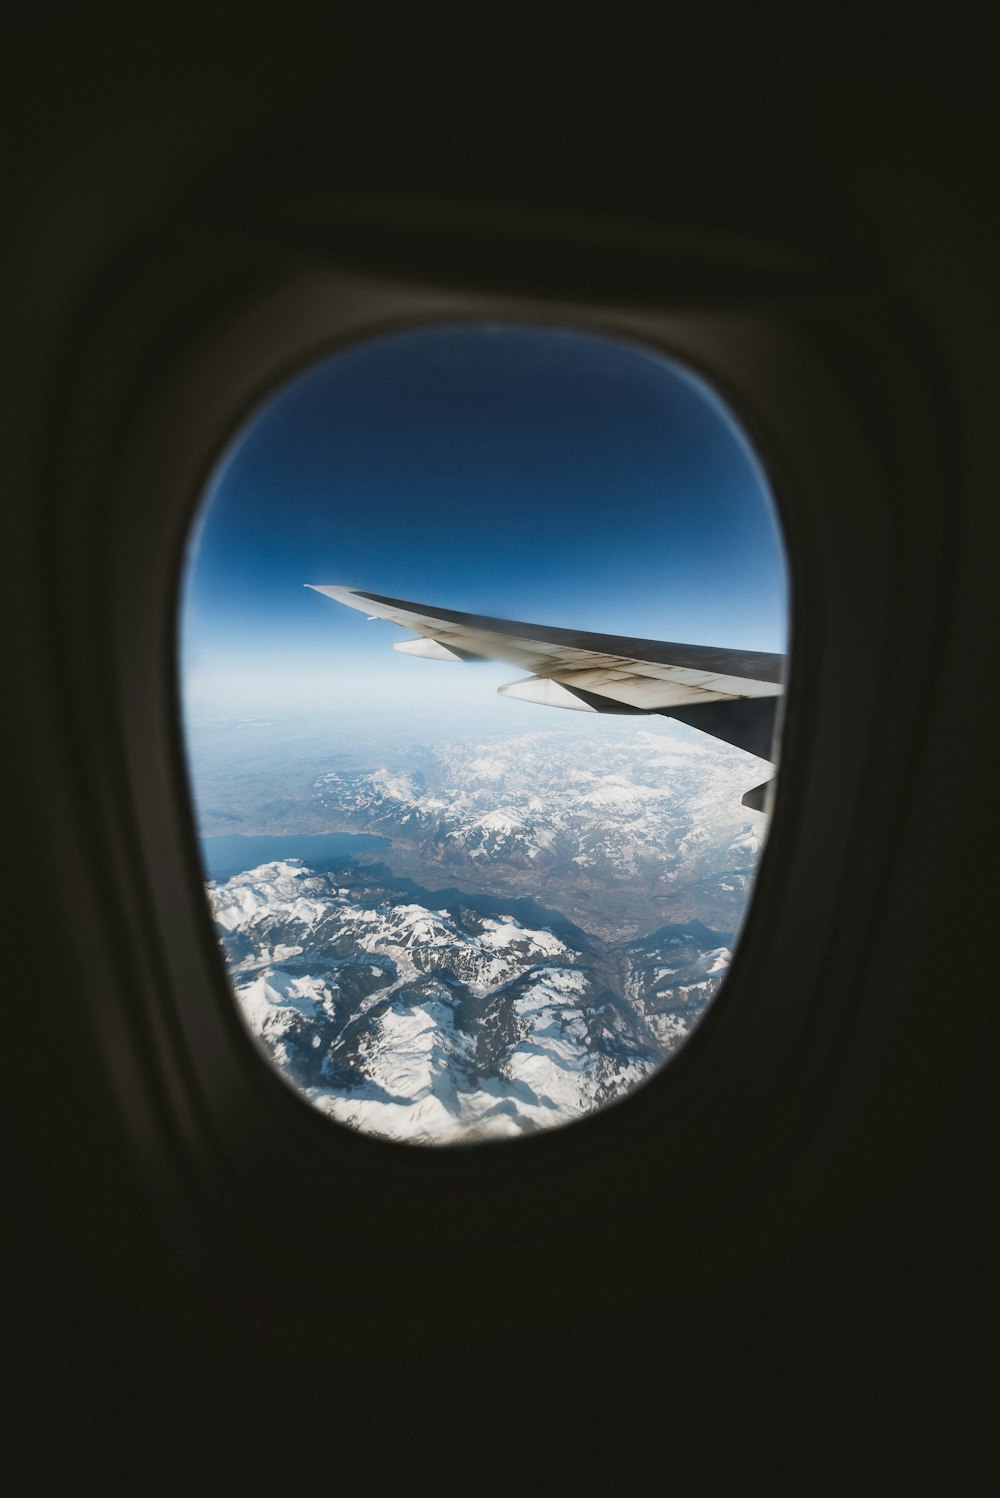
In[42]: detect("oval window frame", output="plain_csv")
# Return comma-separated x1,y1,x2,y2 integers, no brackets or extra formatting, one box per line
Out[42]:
178,316,791,1148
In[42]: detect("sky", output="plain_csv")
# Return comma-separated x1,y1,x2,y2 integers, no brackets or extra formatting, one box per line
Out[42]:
179,322,787,726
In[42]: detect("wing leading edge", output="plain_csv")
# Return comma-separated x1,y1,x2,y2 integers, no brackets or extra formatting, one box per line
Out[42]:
308,585,784,802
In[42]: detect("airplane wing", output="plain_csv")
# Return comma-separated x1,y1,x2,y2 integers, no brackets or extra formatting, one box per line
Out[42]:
307,585,785,800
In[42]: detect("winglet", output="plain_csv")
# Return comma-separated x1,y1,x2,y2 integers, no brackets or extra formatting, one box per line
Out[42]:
741,779,775,814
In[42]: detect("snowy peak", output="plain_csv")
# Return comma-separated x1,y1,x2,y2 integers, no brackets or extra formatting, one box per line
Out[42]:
207,859,692,1144
207,724,766,1144
314,726,766,940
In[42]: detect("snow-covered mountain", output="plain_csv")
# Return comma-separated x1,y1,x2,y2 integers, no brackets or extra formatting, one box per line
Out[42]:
211,859,662,1143
314,726,767,939
206,725,768,1144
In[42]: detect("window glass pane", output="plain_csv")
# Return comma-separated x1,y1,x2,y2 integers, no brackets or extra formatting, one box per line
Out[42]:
180,323,787,1145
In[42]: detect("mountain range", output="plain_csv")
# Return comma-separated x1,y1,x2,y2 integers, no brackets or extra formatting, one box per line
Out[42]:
206,725,766,1142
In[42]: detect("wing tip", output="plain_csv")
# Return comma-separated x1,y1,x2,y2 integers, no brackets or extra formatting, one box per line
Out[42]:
305,583,363,600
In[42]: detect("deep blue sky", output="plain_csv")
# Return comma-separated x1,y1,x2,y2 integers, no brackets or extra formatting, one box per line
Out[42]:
180,323,787,722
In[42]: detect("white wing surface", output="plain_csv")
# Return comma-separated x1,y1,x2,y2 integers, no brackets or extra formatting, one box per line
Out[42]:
308,585,785,775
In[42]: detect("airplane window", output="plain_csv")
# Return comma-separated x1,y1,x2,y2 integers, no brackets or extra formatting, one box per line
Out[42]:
179,323,787,1145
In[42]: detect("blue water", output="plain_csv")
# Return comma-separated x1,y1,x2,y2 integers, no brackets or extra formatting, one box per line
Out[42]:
200,831,390,881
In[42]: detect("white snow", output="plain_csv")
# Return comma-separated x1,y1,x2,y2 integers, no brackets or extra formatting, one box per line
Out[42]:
210,720,768,1145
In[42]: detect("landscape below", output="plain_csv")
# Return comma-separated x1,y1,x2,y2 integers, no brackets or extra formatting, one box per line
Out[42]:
200,723,769,1143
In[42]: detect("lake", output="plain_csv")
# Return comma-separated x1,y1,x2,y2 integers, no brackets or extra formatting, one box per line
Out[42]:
200,831,390,881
